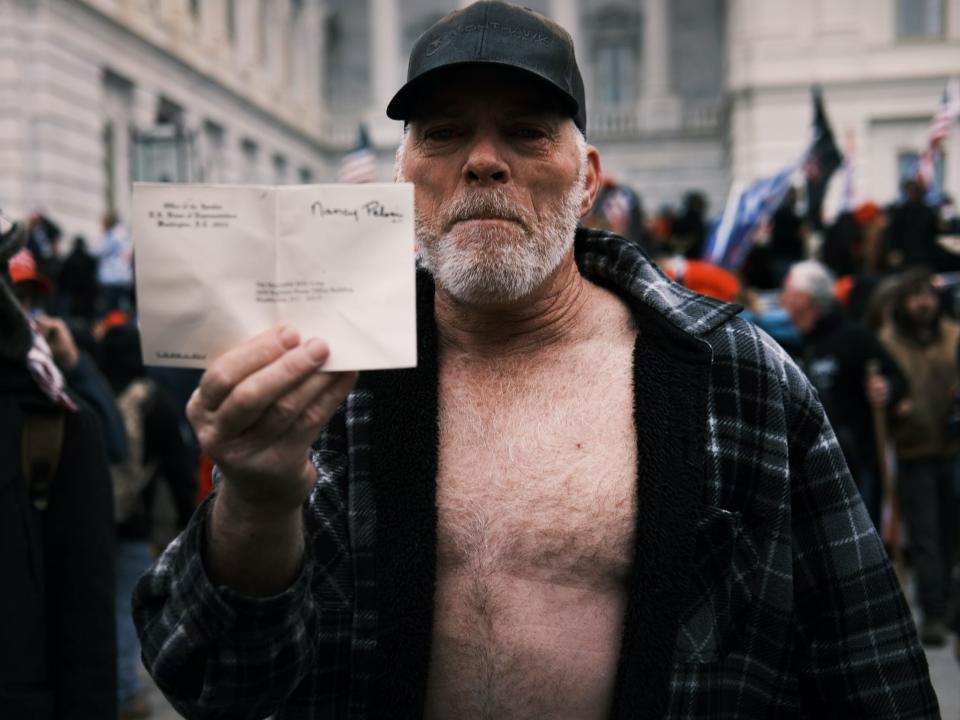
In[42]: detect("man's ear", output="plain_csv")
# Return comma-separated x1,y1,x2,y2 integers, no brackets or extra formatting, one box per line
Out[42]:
579,145,602,218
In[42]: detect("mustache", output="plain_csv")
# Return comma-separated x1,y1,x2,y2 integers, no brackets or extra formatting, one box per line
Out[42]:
443,191,530,230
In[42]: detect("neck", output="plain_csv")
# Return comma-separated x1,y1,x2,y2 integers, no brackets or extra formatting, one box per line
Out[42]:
435,252,594,358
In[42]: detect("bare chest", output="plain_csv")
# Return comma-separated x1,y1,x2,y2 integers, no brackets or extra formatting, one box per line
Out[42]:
435,350,638,581
425,336,638,719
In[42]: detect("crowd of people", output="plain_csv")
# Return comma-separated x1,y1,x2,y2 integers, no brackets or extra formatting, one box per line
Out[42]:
1,210,199,719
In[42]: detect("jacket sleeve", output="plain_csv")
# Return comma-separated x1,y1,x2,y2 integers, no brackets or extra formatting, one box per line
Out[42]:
133,411,354,720
786,365,938,717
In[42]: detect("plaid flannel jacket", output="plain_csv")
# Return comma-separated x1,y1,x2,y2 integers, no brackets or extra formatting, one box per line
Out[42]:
134,229,938,719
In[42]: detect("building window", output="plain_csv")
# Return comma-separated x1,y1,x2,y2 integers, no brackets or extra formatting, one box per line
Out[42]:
896,0,944,38
298,166,313,184
131,97,193,183
594,43,637,106
323,0,371,113
585,4,641,109
203,121,226,183
897,150,945,190
273,154,288,185
241,139,260,184
156,97,184,127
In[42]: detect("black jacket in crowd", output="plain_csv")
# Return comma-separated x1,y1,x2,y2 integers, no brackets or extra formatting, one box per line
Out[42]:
0,360,116,720
797,309,908,481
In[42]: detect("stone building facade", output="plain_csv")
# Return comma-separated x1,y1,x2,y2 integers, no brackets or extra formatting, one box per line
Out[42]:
1,0,336,243
0,0,957,244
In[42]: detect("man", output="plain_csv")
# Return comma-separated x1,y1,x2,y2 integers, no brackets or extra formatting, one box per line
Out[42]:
780,260,908,527
97,210,134,313
886,179,942,271
879,268,960,647
135,3,936,718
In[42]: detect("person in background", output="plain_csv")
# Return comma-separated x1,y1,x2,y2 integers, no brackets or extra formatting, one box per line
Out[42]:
98,323,196,720
768,187,807,286
25,212,63,300
780,260,907,527
673,191,708,260
9,247,128,464
820,210,861,279
98,210,135,314
583,178,650,255
878,267,960,647
0,218,116,719
57,235,99,324
886,179,942,271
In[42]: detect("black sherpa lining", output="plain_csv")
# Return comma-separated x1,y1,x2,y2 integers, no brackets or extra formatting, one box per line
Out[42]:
610,294,710,719
367,270,440,719
367,268,711,719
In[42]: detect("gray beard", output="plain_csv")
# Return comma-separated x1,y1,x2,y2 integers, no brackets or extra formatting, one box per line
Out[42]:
411,174,586,305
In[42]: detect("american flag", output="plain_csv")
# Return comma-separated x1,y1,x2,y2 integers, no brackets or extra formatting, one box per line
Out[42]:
914,78,960,190
337,124,378,184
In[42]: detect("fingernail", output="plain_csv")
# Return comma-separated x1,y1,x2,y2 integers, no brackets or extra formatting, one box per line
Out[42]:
305,338,329,363
279,326,299,349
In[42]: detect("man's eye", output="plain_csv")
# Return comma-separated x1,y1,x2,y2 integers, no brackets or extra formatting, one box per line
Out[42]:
424,127,457,141
514,127,547,140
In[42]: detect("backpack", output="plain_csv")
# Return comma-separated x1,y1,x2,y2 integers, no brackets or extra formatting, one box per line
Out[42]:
111,378,158,523
21,406,65,512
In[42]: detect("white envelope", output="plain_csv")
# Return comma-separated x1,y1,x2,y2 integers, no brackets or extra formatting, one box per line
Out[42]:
131,182,417,371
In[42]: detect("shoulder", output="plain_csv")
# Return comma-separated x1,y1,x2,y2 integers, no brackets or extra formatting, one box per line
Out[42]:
702,314,823,430
702,314,795,385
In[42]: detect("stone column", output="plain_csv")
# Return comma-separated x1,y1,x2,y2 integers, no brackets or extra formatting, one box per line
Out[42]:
641,0,677,127
302,0,325,118
368,0,401,141
549,0,580,60
642,0,671,99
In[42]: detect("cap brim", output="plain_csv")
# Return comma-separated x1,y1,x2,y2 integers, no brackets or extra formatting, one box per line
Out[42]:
386,61,582,128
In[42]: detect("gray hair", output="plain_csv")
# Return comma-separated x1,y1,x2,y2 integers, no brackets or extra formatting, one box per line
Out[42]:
786,260,836,312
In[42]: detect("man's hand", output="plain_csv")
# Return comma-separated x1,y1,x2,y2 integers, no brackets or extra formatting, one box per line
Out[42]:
35,315,80,370
865,373,890,409
187,325,357,596
187,325,357,517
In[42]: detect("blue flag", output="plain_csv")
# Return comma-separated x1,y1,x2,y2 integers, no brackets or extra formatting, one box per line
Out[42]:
702,161,799,270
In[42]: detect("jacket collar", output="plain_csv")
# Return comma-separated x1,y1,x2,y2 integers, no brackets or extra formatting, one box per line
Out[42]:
574,228,741,338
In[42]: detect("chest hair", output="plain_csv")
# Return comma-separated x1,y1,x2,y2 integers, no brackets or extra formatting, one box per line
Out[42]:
436,318,639,587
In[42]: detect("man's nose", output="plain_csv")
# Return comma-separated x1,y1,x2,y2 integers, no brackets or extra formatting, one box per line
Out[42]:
463,136,509,185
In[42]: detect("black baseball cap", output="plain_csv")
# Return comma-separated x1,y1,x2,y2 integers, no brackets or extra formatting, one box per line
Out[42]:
386,1,586,132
